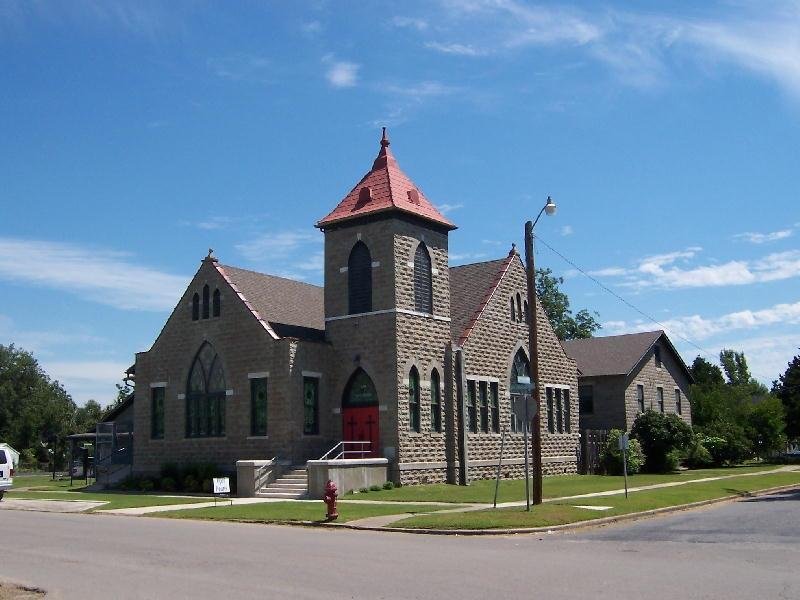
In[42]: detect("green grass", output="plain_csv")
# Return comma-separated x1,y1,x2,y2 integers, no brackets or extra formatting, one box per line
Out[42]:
154,501,466,524
11,474,80,491
393,470,800,530
356,464,784,504
6,488,210,511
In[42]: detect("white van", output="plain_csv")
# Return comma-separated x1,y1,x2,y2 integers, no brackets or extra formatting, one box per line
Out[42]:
0,448,13,500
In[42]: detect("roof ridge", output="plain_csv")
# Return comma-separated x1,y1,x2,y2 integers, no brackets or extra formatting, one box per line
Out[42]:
450,256,511,271
219,264,323,290
563,330,663,343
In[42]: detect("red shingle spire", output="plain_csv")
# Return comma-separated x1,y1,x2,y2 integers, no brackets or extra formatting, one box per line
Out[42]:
316,130,456,231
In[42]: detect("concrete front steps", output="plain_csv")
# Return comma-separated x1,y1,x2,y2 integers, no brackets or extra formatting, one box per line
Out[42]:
256,467,308,499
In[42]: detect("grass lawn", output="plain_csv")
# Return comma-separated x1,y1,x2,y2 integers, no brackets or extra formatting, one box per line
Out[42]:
154,501,466,524
355,464,785,504
393,470,800,530
11,474,80,491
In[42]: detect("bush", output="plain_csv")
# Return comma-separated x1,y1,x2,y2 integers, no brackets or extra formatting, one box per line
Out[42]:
684,434,714,469
183,475,200,493
700,421,751,465
139,479,155,492
600,429,645,475
201,479,213,494
382,481,395,490
369,484,381,492
160,463,182,485
19,448,37,469
160,477,177,492
359,487,369,494
631,410,693,473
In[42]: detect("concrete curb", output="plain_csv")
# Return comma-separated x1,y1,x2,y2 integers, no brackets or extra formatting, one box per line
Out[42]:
327,483,800,536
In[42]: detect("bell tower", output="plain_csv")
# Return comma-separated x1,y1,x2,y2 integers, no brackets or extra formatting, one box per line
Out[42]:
316,130,457,478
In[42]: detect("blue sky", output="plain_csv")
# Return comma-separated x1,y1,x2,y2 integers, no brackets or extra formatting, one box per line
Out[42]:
1,0,798,405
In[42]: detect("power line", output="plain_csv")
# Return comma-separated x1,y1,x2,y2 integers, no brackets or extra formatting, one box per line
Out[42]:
533,233,714,359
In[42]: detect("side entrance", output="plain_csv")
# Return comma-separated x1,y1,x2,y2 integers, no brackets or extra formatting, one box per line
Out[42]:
342,368,380,458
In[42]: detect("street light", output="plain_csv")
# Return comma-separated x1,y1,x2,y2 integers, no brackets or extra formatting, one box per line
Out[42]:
525,196,556,506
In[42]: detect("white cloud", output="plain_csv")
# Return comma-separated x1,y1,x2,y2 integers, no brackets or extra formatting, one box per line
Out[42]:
325,59,359,88
44,360,131,406
437,203,464,214
301,20,323,35
560,225,574,236
0,238,188,311
595,246,800,290
734,229,794,244
235,230,323,279
0,314,104,357
425,42,487,56
392,16,428,31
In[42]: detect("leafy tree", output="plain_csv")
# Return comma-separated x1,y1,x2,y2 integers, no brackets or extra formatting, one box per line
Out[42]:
689,356,724,388
600,429,645,475
773,352,800,440
74,399,104,434
535,267,601,340
746,396,786,459
631,410,693,473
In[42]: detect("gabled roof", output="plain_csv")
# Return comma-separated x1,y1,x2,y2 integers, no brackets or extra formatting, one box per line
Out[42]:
449,251,517,346
561,330,693,382
316,129,456,231
216,263,325,342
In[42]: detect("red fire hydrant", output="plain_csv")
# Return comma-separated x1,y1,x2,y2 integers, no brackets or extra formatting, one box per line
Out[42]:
323,479,339,521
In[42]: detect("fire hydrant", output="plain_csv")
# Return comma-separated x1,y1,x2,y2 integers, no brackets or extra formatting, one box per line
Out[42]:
323,479,339,521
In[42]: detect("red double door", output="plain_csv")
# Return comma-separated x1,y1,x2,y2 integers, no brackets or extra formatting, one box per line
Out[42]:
341,405,380,458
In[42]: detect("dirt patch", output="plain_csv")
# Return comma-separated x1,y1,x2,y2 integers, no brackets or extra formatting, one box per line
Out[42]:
0,583,46,599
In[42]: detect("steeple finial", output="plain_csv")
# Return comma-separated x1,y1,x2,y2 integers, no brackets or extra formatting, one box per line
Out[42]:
381,126,390,148
509,243,519,257
372,127,397,171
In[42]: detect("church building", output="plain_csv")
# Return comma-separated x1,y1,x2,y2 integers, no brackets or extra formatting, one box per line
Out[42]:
131,130,579,486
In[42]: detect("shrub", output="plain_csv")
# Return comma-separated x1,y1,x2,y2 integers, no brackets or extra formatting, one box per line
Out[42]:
382,481,395,490
684,434,714,469
359,487,369,494
201,479,213,494
160,477,177,492
631,410,693,473
19,448,37,469
139,479,155,492
160,463,182,484
369,484,381,492
118,476,140,491
700,421,751,465
183,475,200,493
600,429,645,475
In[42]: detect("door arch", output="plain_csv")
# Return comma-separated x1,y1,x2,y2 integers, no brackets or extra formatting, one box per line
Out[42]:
342,368,380,458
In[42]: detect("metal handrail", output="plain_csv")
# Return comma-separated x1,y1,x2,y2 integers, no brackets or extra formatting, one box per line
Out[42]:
254,457,277,489
319,441,371,460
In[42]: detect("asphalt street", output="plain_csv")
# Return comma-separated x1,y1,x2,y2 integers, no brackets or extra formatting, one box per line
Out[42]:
3,488,799,600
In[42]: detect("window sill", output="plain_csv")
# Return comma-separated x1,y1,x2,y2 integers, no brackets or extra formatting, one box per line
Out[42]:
302,433,322,438
408,431,423,437
246,436,269,440
149,437,165,442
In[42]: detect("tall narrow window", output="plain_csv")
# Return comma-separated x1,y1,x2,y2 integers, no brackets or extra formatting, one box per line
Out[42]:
564,389,571,433
555,388,563,433
250,378,268,436
212,289,221,317
467,380,477,433
303,377,319,435
408,367,421,433
524,300,530,324
657,387,664,413
192,293,200,321
510,297,516,321
151,387,165,439
546,387,555,434
430,369,442,433
654,345,662,368
516,294,522,322
490,382,500,433
637,384,645,412
202,284,210,319
509,349,531,434
413,243,433,314
186,342,226,438
579,385,594,414
348,241,372,314
675,389,682,415
479,381,489,433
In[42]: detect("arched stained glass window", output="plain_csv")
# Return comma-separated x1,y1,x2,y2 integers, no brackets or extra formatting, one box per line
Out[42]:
409,367,420,433
430,369,442,433
192,293,200,321
202,285,210,320
212,288,221,317
348,242,372,314
413,243,433,314
343,368,378,407
509,348,532,433
186,342,226,438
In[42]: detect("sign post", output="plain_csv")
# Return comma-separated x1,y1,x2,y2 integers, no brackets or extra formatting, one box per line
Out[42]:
213,477,232,506
512,376,537,512
618,433,629,499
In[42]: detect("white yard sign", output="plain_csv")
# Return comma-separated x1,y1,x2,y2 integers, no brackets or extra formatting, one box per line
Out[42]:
213,477,230,495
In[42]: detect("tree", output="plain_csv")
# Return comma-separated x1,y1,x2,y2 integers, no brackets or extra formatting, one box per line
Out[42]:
631,410,693,473
746,397,786,459
773,352,800,440
535,267,601,340
719,349,768,396
689,356,724,388
73,399,104,434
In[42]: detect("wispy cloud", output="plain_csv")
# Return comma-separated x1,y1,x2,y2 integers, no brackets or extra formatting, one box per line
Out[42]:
605,299,800,342
734,228,794,244
372,80,462,126
0,314,105,357
392,16,428,31
180,215,268,231
592,247,800,290
324,56,360,88
0,238,188,311
560,225,574,237
207,54,273,83
235,230,323,279
44,359,131,405
437,203,464,215
301,20,323,36
425,41,487,56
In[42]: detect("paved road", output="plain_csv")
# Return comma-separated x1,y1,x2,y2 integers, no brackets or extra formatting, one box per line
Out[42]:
3,489,800,599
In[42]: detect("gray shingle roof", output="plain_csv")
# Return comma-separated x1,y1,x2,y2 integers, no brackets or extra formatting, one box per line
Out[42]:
221,265,325,341
561,331,665,377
